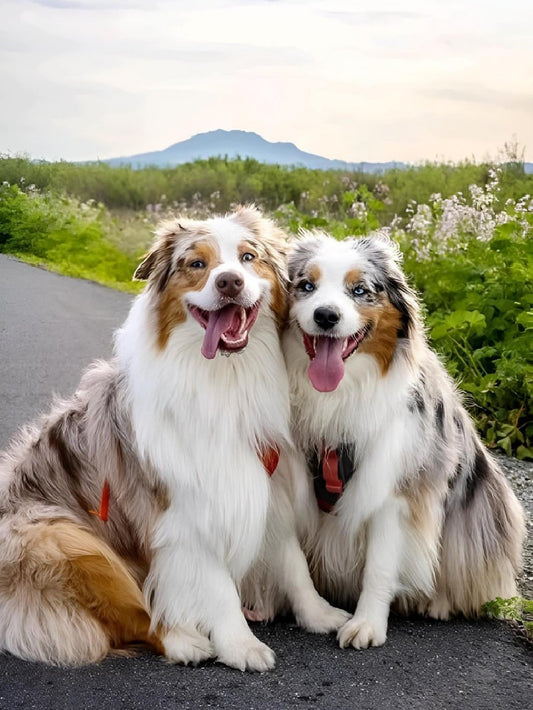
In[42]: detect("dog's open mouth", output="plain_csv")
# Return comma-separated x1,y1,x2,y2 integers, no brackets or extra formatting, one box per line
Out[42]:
189,302,261,359
302,325,371,392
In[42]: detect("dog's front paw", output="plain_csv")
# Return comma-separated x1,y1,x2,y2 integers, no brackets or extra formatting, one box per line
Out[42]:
216,636,276,672
162,626,214,665
296,597,351,634
337,615,387,650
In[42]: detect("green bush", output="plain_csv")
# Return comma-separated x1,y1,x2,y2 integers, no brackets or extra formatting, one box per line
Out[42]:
396,173,533,459
0,184,140,289
1,157,531,457
3,154,531,221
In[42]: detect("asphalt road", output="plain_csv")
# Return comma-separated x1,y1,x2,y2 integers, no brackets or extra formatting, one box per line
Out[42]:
0,255,531,710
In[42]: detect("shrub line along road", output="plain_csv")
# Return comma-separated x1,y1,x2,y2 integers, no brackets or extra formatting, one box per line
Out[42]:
0,255,531,710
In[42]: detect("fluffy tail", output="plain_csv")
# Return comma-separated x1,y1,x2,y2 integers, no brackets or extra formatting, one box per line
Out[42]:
0,517,162,665
431,446,525,619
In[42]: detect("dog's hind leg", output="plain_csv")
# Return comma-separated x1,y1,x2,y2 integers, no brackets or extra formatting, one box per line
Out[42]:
433,449,525,617
0,518,161,665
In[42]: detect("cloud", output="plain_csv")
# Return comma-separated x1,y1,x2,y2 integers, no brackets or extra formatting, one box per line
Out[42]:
1,0,532,162
323,10,423,24
424,85,533,113
28,0,147,9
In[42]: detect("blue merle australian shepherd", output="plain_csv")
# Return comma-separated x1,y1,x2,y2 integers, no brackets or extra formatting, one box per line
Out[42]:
278,230,525,650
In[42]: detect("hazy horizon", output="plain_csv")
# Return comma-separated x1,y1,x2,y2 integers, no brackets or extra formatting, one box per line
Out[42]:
1,0,532,164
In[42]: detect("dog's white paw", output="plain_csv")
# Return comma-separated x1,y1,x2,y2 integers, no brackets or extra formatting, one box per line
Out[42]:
296,597,351,634
216,636,276,672
337,615,387,650
162,626,214,665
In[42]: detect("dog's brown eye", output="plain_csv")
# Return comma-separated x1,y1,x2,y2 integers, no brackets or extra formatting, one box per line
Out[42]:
189,260,206,269
241,252,255,263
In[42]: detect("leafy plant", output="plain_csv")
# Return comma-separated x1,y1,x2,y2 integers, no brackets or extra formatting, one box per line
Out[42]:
0,183,141,290
482,596,533,639
396,171,532,459
1,157,531,456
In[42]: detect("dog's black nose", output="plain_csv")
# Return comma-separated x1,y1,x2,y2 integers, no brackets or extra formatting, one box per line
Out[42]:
215,271,244,298
313,307,340,330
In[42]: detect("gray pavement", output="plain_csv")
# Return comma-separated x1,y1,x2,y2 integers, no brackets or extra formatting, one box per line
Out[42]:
0,255,531,710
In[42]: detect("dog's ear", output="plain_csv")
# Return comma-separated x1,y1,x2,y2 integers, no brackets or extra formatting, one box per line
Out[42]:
346,230,402,268
134,221,186,290
233,204,265,235
234,205,289,284
287,231,324,282
133,250,159,281
351,232,420,340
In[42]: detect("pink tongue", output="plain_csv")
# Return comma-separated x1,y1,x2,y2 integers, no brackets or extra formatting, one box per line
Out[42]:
308,337,345,392
201,304,242,359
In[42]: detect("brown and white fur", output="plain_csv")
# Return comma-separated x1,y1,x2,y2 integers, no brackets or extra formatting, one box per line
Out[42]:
0,208,345,670
282,230,525,650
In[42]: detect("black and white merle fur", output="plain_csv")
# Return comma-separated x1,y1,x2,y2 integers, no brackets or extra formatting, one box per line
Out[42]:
280,230,525,650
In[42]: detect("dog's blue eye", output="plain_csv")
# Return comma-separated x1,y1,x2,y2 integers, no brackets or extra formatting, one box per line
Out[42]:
352,285,367,297
299,280,315,293
189,260,206,269
241,252,255,263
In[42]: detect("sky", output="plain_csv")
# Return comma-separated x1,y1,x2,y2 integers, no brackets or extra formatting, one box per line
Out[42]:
1,0,532,164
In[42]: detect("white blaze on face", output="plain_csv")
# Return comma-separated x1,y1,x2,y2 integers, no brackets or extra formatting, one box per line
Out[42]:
186,219,262,312
296,242,367,338
291,240,373,392
184,217,271,359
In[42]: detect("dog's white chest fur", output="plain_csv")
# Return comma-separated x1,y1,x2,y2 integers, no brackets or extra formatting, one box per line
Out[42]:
116,293,290,579
284,327,413,454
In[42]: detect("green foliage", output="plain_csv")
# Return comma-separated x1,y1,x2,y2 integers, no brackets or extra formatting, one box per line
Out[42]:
1,156,531,456
0,184,140,289
402,230,532,458
3,154,531,221
482,596,533,639
396,176,533,459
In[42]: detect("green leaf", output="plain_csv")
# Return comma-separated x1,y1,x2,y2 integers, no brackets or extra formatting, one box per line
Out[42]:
516,445,533,460
496,435,512,456
516,311,533,330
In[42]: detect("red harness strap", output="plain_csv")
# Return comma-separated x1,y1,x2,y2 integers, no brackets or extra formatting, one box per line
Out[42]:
316,447,343,512
260,446,280,477
313,444,356,513
88,480,110,522
322,447,343,494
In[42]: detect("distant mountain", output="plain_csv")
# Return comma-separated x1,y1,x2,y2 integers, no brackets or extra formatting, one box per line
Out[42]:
101,129,405,173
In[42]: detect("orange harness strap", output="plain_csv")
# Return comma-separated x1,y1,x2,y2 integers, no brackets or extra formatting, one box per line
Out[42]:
260,445,280,477
88,480,110,522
